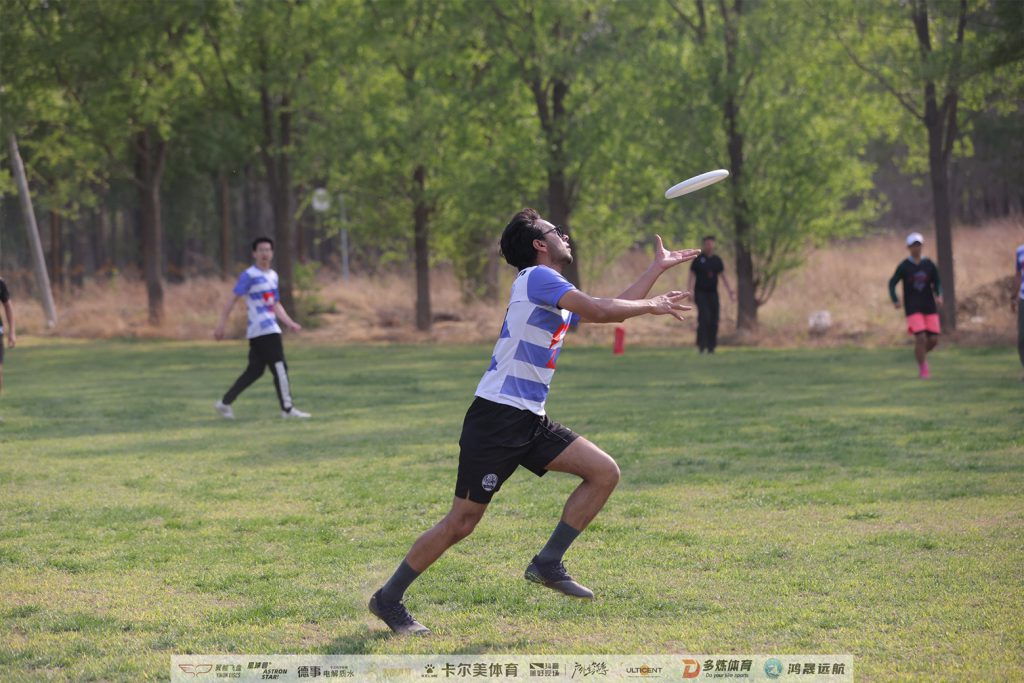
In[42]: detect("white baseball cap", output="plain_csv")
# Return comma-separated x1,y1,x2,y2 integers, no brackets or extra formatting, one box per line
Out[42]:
906,232,924,246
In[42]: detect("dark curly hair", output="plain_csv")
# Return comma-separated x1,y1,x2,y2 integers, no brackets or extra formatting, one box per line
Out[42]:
499,208,545,271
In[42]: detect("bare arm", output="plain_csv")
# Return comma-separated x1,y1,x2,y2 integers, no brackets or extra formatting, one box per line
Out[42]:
720,270,735,300
1013,270,1022,313
273,302,302,332
214,295,241,340
615,235,700,300
2,300,14,348
558,289,691,324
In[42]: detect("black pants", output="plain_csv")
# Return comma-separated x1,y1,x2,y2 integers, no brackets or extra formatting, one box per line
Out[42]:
222,333,294,411
695,289,720,352
1018,303,1024,369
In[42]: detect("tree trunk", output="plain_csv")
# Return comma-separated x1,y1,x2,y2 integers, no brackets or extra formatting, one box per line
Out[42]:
726,100,757,330
547,162,581,289
259,84,295,313
219,170,232,277
926,120,956,331
135,128,166,326
7,133,58,327
722,0,757,330
413,164,432,331
266,172,294,312
112,209,125,271
95,201,109,276
49,209,63,291
913,0,961,331
70,216,92,286
545,77,580,288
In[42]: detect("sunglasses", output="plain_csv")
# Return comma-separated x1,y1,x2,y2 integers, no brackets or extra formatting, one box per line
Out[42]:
541,225,566,238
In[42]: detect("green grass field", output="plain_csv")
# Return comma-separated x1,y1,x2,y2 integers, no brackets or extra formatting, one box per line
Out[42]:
1,340,1022,682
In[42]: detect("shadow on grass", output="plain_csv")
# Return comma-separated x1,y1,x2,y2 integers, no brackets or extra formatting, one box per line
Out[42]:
322,629,394,654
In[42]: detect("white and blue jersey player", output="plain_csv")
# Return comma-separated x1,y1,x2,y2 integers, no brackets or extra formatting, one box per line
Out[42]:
213,237,310,419
1015,242,1024,375
370,208,701,635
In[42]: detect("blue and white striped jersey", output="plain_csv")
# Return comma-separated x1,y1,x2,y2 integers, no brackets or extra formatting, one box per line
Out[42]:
1017,244,1024,300
233,266,283,339
475,265,580,416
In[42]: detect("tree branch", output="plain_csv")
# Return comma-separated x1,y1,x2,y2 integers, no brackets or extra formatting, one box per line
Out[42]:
828,23,923,120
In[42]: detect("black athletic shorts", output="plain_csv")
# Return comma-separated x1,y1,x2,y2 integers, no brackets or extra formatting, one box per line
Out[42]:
455,396,579,504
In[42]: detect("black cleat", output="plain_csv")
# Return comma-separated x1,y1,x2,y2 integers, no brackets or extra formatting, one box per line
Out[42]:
524,556,594,599
368,590,430,635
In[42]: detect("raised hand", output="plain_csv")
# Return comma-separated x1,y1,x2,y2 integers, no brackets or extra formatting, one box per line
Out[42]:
649,290,693,321
652,235,701,272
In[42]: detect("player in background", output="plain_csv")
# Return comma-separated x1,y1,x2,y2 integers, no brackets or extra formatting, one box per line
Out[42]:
888,232,943,379
0,276,16,396
1014,242,1024,380
368,208,700,635
687,235,734,354
214,237,310,419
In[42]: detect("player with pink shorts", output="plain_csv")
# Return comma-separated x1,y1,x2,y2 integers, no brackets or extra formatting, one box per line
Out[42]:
888,232,943,379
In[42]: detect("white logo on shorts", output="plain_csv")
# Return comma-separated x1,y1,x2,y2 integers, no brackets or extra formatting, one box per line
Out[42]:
481,474,499,492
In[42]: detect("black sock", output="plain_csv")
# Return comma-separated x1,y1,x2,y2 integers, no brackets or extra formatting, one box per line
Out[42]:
380,560,420,604
536,521,581,564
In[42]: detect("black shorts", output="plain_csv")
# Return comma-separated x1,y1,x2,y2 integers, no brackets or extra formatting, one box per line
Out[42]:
455,397,579,504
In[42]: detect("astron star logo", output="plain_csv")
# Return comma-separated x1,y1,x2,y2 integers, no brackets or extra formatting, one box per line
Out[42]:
177,663,214,677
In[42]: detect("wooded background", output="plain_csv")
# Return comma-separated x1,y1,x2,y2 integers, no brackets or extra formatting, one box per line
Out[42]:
1,0,1021,332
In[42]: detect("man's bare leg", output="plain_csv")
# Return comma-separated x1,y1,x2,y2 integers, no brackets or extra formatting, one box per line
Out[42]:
547,438,621,530
525,438,620,598
370,496,487,634
405,497,488,572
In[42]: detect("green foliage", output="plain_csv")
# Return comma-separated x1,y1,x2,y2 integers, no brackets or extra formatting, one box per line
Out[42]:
825,0,1023,185
2,0,1020,307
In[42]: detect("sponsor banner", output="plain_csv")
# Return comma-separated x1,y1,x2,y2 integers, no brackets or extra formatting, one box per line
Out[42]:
171,654,852,683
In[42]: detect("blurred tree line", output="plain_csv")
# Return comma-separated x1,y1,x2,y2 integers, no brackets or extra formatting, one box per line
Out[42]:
1,0,1021,331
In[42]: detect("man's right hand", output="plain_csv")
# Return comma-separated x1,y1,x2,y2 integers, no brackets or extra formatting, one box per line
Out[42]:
649,290,692,321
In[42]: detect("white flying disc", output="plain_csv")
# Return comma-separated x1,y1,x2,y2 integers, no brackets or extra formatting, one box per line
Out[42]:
664,169,730,199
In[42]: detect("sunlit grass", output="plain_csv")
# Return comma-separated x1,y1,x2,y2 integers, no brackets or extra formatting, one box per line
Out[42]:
1,341,1021,681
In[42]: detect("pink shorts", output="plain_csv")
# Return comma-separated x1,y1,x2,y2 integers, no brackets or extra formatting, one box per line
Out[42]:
907,313,940,335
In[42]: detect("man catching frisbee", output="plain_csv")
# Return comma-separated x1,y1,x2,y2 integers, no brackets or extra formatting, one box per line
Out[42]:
888,232,943,379
369,208,699,634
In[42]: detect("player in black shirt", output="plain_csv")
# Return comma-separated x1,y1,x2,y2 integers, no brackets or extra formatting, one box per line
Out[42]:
0,277,15,394
687,236,734,353
888,232,942,379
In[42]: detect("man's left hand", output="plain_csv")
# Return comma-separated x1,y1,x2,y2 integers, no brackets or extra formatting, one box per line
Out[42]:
653,235,700,271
